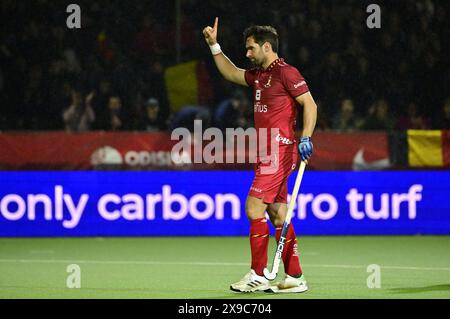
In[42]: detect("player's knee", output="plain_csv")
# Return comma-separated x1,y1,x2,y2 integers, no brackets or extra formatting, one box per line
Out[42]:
245,199,266,220
270,215,284,228
245,206,265,220
267,205,286,227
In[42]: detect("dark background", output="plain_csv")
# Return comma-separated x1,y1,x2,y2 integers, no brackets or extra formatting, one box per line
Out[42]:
0,0,448,131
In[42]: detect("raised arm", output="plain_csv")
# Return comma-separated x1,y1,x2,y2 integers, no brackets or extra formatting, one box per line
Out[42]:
203,17,247,86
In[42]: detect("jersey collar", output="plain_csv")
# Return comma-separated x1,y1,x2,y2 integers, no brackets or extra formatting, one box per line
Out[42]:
265,58,284,72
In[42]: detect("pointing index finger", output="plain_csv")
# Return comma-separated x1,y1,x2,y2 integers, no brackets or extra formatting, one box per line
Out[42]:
213,17,218,31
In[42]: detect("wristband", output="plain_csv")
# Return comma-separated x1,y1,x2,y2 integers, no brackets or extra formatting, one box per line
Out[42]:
209,43,222,55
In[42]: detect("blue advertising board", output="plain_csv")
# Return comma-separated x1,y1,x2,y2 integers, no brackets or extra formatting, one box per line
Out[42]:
0,171,449,236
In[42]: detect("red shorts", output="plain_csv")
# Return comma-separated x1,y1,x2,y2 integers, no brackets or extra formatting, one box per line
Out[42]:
248,151,299,204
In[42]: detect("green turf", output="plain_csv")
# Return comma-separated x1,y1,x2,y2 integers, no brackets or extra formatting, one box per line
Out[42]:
0,236,449,299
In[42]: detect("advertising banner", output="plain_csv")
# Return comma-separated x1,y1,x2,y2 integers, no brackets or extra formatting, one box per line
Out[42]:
0,131,390,170
1,171,449,236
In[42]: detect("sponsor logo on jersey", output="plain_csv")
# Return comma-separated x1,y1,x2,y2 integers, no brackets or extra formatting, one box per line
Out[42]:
294,81,306,89
275,133,294,145
254,102,268,113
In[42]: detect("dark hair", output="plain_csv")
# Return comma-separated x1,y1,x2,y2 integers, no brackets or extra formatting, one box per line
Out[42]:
243,25,279,53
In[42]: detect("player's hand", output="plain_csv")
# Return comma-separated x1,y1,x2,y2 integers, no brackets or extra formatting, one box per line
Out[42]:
202,17,218,46
298,136,313,161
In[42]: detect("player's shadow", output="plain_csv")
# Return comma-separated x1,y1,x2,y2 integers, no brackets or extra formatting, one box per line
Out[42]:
389,284,450,294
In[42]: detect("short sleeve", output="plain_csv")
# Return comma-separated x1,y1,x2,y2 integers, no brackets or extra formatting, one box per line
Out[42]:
244,68,259,87
282,67,310,98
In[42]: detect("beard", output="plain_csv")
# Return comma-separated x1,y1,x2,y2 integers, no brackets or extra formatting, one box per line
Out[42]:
249,57,263,67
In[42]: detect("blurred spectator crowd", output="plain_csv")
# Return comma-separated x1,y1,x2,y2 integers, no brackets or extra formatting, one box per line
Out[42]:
0,0,448,132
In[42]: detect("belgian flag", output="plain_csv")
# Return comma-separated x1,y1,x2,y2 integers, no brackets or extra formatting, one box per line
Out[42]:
407,130,450,167
164,60,214,113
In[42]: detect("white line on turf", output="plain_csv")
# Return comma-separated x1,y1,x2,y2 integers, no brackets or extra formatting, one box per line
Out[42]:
29,250,55,254
0,259,449,271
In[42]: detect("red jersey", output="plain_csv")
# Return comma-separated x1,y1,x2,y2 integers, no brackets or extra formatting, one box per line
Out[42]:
245,58,309,155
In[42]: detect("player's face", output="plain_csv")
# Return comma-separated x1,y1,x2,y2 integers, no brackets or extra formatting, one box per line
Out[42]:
245,37,265,66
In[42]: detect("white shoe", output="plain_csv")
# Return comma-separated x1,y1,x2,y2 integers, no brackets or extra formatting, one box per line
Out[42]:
269,274,308,293
230,270,270,293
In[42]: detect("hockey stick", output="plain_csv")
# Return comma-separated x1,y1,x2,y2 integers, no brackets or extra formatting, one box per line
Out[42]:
263,160,307,280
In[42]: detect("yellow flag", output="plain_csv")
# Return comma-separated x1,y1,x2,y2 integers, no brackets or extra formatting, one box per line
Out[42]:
408,130,443,167
164,60,199,113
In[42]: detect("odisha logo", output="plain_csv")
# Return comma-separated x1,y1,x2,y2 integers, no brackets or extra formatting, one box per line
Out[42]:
90,146,123,166
90,146,184,167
